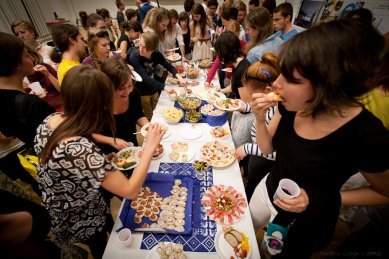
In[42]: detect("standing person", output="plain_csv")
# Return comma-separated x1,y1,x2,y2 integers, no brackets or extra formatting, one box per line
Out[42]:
273,2,299,42
208,0,219,29
0,32,54,193
96,8,118,50
262,0,276,14
117,21,143,58
190,3,213,61
248,0,260,12
139,0,154,24
94,57,149,154
34,65,164,259
249,20,389,257
201,0,209,14
234,52,280,200
50,24,87,85
143,7,170,54
237,1,248,40
24,43,62,111
128,32,186,120
11,20,56,69
162,9,186,61
82,31,122,70
78,11,89,40
184,0,195,20
179,12,192,60
125,8,138,22
245,7,282,64
116,0,126,27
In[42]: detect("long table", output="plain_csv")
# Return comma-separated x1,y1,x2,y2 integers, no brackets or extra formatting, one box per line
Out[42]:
103,78,260,258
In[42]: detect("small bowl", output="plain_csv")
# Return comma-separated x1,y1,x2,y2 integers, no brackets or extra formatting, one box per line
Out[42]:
163,107,184,124
186,67,199,79
185,110,202,123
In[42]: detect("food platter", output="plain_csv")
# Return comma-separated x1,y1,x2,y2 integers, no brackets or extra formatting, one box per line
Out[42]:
146,242,186,259
167,142,196,162
111,146,142,170
141,123,171,139
215,226,251,259
200,141,235,168
214,98,241,111
121,174,193,235
201,185,247,224
166,53,181,62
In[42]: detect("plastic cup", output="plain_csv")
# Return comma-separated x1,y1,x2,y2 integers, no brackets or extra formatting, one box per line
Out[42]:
273,178,300,200
29,82,46,97
117,228,132,246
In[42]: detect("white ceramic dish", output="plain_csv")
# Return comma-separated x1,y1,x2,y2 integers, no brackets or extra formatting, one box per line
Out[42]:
140,123,171,139
131,70,142,82
111,147,142,170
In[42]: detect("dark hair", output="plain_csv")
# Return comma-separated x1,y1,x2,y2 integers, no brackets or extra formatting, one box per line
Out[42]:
248,0,260,7
222,7,238,21
273,2,293,20
87,13,104,28
373,52,389,91
11,20,39,38
246,7,274,52
50,24,80,63
125,8,138,20
0,32,24,77
169,9,179,20
79,11,88,30
345,8,373,25
279,19,384,117
96,8,111,20
215,31,242,64
101,57,133,90
262,0,276,14
122,21,143,33
40,65,115,164
116,0,124,9
184,0,195,13
208,0,219,8
179,11,190,25
192,3,209,38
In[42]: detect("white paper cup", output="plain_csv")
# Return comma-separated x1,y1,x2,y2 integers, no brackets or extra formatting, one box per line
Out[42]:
273,178,300,200
117,228,132,246
29,82,46,97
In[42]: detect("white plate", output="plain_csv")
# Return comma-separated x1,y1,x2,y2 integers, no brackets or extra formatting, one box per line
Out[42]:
210,127,230,140
167,142,196,162
166,54,181,62
214,99,241,112
206,92,226,104
111,146,142,170
131,70,142,82
181,124,203,140
210,47,215,52
141,123,171,139
215,227,252,259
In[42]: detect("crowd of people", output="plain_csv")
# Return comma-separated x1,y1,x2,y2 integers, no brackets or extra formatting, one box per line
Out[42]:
0,1,388,258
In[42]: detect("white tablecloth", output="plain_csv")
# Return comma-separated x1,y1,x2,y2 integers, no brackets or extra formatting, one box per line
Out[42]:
103,82,260,259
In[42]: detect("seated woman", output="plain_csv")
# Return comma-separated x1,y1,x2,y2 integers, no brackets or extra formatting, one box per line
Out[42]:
82,31,122,70
117,21,143,59
94,57,149,154
128,32,186,120
24,43,62,111
34,65,164,259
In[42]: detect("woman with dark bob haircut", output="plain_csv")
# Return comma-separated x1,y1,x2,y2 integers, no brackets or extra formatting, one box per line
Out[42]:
214,31,248,99
34,65,164,259
249,20,389,257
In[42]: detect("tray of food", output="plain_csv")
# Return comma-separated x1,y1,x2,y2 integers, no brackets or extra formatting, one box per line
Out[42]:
120,173,193,234
198,59,213,68
200,141,235,168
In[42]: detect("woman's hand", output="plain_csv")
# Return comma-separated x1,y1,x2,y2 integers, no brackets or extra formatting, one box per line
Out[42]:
251,93,277,121
34,64,49,77
164,86,175,94
235,145,247,160
237,100,247,112
111,138,131,150
176,74,187,87
273,188,309,213
144,124,164,150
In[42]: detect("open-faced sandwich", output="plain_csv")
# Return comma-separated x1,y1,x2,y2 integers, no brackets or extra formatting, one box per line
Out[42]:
267,91,284,101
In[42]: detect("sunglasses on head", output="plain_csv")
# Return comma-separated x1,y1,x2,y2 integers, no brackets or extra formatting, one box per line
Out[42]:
244,67,273,86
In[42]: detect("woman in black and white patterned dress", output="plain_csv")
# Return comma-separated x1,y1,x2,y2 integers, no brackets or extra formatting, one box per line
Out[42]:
34,65,164,259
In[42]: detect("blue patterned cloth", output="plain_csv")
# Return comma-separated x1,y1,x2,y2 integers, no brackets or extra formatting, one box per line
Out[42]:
140,162,217,252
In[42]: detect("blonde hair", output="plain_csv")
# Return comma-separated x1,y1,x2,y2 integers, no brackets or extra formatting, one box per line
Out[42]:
242,52,280,90
142,8,157,30
225,20,240,37
141,32,159,52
